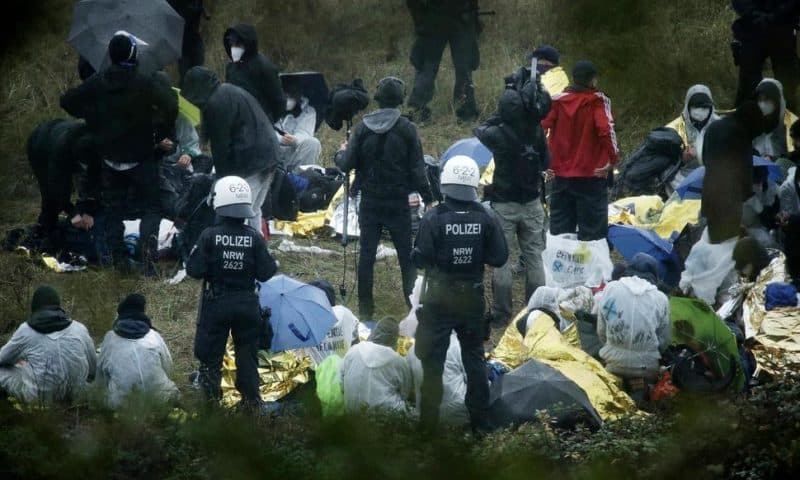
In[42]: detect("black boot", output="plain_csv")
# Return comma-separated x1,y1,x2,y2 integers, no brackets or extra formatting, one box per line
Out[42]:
455,84,479,122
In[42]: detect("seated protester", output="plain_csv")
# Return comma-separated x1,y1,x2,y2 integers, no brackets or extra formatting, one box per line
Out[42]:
96,294,179,408
163,114,201,171
666,84,720,188
0,286,96,404
152,72,202,172
406,333,469,426
299,279,359,365
341,317,412,415
754,79,798,166
778,164,800,284
275,83,322,172
732,236,773,283
596,253,671,380
742,165,781,243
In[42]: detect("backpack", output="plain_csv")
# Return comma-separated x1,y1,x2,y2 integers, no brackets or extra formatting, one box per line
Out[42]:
264,167,299,222
297,168,344,213
667,345,738,394
617,127,684,197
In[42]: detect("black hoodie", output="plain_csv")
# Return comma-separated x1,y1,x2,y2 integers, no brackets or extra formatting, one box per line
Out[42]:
27,307,72,334
60,64,177,166
182,67,280,177
113,312,153,340
224,24,285,123
475,82,551,204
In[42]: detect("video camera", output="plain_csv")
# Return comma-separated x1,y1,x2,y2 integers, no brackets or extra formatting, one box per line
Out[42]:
325,78,370,133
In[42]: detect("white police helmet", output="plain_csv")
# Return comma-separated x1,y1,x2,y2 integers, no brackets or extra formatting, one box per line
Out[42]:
212,176,254,219
440,155,480,201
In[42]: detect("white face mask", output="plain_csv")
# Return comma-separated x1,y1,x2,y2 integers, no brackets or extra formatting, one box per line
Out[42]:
758,101,776,116
286,98,297,111
231,46,245,62
689,107,711,123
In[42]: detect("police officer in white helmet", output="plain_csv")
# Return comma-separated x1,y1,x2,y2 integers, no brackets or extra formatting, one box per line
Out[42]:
186,176,277,409
411,155,508,434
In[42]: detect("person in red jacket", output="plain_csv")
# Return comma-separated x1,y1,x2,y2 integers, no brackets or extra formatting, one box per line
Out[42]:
542,60,619,240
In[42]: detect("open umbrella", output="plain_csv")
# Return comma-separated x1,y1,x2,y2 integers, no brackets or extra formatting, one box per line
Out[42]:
68,0,184,73
669,296,744,391
489,359,602,430
441,137,493,171
675,156,783,200
280,72,329,132
259,275,337,352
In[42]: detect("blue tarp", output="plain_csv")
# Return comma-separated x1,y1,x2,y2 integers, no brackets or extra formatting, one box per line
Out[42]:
608,224,682,287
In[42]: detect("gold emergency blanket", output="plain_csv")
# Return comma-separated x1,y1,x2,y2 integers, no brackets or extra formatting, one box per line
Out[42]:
221,342,312,407
738,253,800,369
273,173,355,238
743,254,789,336
753,308,800,367
608,195,701,240
493,308,639,421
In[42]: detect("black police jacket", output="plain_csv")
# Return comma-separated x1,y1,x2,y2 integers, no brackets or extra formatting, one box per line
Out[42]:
412,199,508,282
186,218,277,292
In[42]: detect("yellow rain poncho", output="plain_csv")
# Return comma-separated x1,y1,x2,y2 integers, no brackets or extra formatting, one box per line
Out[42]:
608,194,701,240
493,308,639,421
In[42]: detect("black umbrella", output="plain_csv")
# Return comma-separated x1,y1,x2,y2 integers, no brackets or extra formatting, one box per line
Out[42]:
280,72,329,132
489,360,602,430
68,0,184,73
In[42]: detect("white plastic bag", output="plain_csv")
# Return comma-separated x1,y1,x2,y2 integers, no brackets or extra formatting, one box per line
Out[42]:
542,233,613,288
331,194,361,238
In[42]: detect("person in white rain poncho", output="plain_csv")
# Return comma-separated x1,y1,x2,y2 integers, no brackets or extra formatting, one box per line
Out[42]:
406,334,469,426
523,286,566,332
342,317,412,415
274,83,322,172
597,253,671,379
96,294,179,408
0,285,96,404
298,280,359,366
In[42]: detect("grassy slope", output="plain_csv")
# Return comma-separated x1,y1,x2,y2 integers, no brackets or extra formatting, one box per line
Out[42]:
5,1,795,478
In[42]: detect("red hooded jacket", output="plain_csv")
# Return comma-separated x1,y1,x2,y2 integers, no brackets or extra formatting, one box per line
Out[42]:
541,87,619,178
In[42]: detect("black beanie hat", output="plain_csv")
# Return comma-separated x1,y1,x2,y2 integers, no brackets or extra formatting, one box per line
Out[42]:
31,285,61,313
374,76,405,108
118,293,147,316
531,45,560,65
108,33,138,66
572,60,598,87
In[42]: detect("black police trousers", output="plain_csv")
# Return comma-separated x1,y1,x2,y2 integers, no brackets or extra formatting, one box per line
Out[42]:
414,283,490,431
101,161,161,268
408,30,479,109
734,26,799,112
358,199,415,319
194,291,261,405
549,177,609,241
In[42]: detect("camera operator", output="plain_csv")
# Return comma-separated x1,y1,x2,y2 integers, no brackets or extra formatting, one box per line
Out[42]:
474,67,551,326
335,77,432,321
